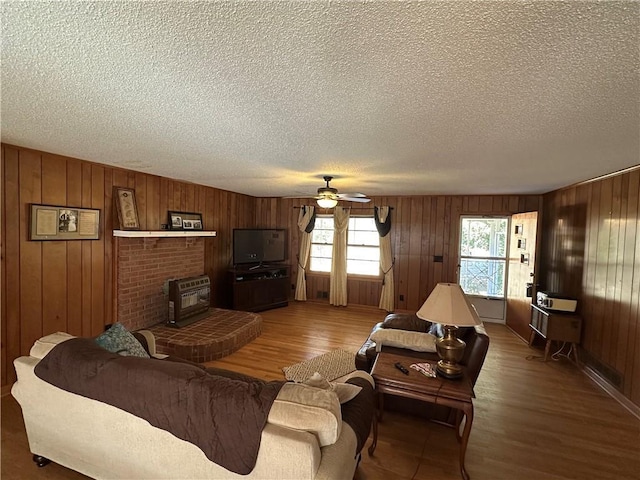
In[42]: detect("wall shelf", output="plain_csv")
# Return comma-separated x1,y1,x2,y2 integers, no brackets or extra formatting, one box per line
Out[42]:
113,230,217,238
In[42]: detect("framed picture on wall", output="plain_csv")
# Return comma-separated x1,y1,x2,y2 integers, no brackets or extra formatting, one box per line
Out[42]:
114,187,140,230
30,204,100,240
168,211,203,230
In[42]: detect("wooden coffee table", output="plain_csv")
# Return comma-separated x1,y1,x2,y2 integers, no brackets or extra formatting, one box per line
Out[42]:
368,351,475,480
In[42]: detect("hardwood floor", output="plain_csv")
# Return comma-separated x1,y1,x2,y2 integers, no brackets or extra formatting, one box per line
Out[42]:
2,302,639,479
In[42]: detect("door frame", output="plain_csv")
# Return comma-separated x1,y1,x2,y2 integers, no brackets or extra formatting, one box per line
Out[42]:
505,210,542,341
457,215,512,324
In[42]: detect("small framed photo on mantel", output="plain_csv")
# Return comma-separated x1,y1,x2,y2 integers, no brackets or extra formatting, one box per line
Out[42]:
168,211,204,231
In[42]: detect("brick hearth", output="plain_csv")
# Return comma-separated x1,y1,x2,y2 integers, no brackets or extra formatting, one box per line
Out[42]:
114,236,262,362
147,308,262,362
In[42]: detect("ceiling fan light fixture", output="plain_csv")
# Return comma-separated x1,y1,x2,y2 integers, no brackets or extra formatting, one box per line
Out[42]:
317,197,338,209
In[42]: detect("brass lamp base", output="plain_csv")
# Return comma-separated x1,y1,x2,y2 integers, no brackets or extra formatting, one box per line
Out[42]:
436,359,464,379
435,325,466,379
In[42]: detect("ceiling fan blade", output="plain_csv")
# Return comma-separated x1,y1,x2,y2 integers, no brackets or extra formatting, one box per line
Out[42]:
286,177,371,203
337,192,367,198
340,196,371,203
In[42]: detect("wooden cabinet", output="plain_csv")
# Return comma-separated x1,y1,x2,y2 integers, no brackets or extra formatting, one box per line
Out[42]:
529,304,582,362
229,265,290,312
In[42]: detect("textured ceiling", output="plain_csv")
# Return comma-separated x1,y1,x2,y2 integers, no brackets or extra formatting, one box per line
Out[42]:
2,1,639,198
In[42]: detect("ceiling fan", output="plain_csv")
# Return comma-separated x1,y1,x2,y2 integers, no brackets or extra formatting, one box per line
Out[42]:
290,176,371,208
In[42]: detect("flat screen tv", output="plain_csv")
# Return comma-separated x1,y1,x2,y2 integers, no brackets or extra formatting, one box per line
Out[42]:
233,228,287,266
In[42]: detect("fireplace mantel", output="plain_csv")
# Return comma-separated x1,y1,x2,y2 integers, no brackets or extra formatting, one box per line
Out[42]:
113,230,217,238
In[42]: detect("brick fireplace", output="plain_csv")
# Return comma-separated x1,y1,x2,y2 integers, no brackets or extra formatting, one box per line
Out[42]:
114,234,263,362
115,237,205,331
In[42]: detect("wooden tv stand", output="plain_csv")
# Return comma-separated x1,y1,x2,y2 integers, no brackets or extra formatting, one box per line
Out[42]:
229,265,290,312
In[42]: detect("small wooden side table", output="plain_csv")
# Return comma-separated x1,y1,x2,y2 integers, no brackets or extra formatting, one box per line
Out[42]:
529,304,582,362
368,351,475,480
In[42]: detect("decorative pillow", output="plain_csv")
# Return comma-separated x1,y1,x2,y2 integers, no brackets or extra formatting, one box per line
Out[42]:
370,329,437,352
304,372,362,404
268,382,342,446
95,323,150,358
304,371,332,390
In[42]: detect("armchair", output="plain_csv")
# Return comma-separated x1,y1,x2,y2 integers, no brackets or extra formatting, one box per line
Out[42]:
356,313,489,421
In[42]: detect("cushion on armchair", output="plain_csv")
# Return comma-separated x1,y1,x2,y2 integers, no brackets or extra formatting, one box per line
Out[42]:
370,329,437,352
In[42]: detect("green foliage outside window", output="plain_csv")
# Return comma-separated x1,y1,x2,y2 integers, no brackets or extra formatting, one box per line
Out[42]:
459,217,508,297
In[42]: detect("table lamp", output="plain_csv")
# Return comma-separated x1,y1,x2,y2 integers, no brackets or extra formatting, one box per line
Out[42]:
416,283,481,379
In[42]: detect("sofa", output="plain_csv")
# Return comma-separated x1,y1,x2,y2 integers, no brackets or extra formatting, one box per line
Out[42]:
12,329,375,480
356,313,489,421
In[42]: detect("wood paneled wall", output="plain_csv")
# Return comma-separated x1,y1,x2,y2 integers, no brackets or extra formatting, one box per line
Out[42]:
5,141,635,408
541,167,640,407
255,195,542,312
1,144,255,387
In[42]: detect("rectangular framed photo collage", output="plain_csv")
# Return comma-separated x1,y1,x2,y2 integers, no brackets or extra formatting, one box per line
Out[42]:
30,204,101,241
168,211,204,231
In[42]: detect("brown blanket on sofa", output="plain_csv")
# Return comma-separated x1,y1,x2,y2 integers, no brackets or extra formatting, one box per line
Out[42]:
34,338,285,475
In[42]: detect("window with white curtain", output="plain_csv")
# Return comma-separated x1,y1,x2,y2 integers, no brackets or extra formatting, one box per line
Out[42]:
310,215,380,276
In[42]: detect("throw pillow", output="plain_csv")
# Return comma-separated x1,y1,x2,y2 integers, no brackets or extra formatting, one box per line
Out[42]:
95,323,150,358
303,371,332,389
370,329,437,352
303,372,362,404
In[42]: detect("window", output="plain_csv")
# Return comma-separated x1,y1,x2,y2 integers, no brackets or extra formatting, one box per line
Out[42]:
458,216,508,297
310,215,380,276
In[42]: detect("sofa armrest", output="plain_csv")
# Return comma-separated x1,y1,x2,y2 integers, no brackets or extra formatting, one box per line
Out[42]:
340,375,375,454
29,332,75,359
460,326,490,385
268,383,342,447
133,330,161,357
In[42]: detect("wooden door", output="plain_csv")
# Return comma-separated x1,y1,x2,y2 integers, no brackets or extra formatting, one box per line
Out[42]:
506,212,539,340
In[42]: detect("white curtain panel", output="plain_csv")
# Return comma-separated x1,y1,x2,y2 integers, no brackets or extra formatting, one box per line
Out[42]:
295,206,315,301
377,206,395,312
330,207,350,306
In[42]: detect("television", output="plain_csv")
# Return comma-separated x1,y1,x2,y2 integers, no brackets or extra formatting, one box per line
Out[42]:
233,228,287,267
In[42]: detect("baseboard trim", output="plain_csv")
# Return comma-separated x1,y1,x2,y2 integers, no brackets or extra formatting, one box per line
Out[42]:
583,365,640,420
